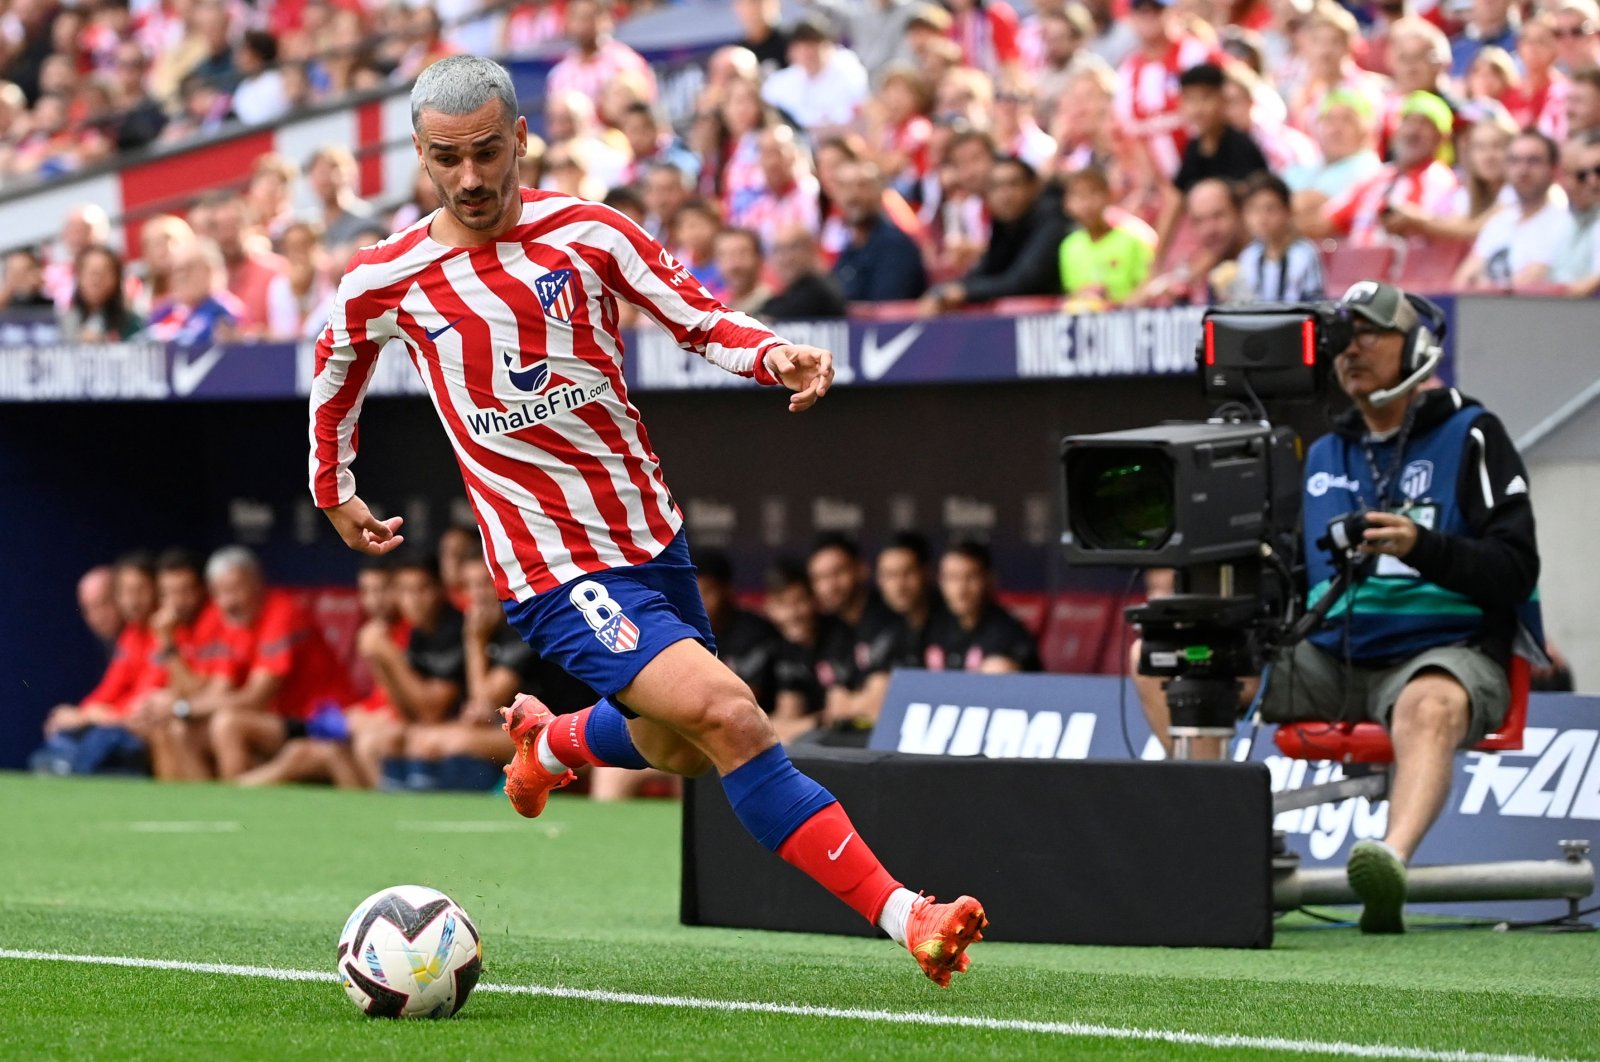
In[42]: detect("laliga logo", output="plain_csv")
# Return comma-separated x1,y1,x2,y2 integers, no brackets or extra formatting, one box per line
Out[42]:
1306,471,1361,497
502,350,550,393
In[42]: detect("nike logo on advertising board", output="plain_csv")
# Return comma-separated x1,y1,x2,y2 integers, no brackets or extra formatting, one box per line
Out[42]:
425,318,465,341
859,324,926,381
170,345,226,397
827,832,856,861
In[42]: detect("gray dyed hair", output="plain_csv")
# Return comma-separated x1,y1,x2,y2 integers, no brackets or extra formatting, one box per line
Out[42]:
205,545,261,583
411,55,519,133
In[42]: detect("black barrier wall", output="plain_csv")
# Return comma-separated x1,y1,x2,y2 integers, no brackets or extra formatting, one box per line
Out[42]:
0,376,1336,768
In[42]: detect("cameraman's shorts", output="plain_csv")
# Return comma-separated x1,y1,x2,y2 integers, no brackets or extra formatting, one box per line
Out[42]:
1260,642,1508,745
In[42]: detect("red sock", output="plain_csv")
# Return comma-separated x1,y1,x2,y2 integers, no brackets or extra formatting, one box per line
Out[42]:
776,803,901,923
543,707,599,769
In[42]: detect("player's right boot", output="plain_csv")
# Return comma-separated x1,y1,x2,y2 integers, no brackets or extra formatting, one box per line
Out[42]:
904,894,987,988
499,694,575,819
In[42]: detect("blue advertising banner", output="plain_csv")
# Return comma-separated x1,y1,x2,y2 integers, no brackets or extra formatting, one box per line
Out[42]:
0,297,1458,403
871,670,1598,921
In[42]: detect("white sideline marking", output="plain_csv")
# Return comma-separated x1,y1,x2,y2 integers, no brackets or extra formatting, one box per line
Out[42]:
122,821,243,833
0,949,1586,1062
393,821,530,834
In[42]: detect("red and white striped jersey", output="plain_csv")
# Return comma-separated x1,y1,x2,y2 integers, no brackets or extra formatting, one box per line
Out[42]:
309,188,785,602
1113,37,1224,178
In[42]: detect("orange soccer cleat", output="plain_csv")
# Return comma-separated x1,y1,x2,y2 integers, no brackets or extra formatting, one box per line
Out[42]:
499,694,575,819
904,894,987,988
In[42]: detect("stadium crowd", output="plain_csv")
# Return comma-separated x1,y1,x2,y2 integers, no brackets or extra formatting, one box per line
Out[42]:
36,531,1040,792
7,0,1600,347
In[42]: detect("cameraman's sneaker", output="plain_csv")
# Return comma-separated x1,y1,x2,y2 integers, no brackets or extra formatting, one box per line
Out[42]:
1347,839,1407,934
500,695,574,819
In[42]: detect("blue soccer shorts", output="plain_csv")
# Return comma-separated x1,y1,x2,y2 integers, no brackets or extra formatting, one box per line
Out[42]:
501,529,717,711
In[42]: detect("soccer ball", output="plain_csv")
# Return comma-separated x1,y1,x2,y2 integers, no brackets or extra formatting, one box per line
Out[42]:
336,885,483,1019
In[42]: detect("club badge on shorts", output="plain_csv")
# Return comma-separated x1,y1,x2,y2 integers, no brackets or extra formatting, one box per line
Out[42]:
595,613,640,653
569,579,638,653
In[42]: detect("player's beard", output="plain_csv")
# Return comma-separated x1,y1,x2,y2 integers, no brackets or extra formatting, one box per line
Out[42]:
435,167,519,233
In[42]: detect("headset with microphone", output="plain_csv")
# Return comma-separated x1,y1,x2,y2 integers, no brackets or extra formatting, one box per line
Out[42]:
1363,292,1447,409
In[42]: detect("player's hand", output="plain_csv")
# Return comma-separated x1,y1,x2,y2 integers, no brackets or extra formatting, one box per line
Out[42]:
1359,511,1419,559
323,496,405,556
763,344,834,412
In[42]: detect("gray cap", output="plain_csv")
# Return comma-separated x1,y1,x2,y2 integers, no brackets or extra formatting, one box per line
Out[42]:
1340,280,1419,333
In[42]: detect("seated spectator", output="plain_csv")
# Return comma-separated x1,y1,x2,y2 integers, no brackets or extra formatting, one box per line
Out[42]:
144,241,242,347
3,249,56,309
1230,173,1326,303
833,531,947,731
1285,91,1385,209
619,102,701,187
643,162,694,242
1456,130,1572,290
1159,63,1268,260
861,63,935,197
1030,4,1105,124
1133,177,1245,307
667,198,727,300
1224,63,1318,176
136,550,226,778
990,75,1058,171
58,246,143,342
1287,1,1386,134
1305,92,1461,252
143,547,351,782
232,29,289,126
922,541,1041,673
78,564,122,658
307,145,377,248
1517,13,1570,139
244,155,300,245
730,124,820,251
544,89,630,191
1452,0,1519,80
1568,66,1600,141
1384,113,1517,246
1551,131,1600,294
715,227,774,314
1059,165,1155,310
1380,18,1463,152
158,72,234,146
719,78,774,222
794,534,903,744
833,161,929,301
33,553,157,776
104,42,166,150
357,553,467,791
266,221,334,341
758,224,849,320
761,560,844,742
45,205,111,309
543,142,607,203
920,156,1068,314
546,0,657,104
1466,47,1525,121
390,167,444,233
603,185,648,228
437,523,479,613
401,562,522,792
760,15,869,130
1552,0,1600,76
131,216,195,317
930,129,997,280
210,195,287,338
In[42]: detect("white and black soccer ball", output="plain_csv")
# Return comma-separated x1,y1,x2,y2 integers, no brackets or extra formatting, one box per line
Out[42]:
337,885,483,1019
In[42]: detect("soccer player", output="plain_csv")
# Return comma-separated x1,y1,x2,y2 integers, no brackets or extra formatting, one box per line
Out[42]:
308,56,985,987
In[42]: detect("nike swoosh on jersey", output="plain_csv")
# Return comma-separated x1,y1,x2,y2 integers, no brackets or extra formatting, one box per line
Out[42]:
425,318,465,341
827,831,856,861
859,323,926,381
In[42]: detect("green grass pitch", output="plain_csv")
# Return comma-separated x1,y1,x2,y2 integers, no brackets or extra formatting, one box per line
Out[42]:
3,773,1597,1061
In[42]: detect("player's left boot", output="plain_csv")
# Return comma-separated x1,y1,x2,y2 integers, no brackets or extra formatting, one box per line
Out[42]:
904,894,987,987
1347,839,1407,934
499,694,575,819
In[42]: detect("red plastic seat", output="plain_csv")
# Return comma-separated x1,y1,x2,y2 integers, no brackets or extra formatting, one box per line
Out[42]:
1395,239,1469,293
998,591,1049,638
1323,243,1397,292
1272,655,1530,764
1038,592,1115,674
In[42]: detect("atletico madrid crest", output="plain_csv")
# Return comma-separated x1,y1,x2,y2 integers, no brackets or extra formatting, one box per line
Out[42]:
595,612,640,653
535,269,577,323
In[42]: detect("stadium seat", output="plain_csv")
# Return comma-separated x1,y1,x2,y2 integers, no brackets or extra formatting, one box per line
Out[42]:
1394,240,1469,292
1272,654,1530,764
1323,244,1396,292
997,591,1049,637
1038,592,1116,674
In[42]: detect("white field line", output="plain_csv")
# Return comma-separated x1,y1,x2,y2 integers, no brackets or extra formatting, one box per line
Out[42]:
0,948,1588,1062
